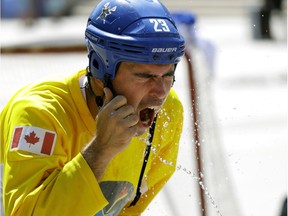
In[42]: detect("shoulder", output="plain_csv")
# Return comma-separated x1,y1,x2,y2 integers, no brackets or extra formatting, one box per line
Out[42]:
1,70,84,129
162,88,183,117
156,88,183,131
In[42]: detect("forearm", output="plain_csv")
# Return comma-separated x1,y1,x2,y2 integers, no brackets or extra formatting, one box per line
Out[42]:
81,136,113,181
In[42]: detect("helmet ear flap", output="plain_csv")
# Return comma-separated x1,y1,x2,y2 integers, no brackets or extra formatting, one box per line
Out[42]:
89,51,106,80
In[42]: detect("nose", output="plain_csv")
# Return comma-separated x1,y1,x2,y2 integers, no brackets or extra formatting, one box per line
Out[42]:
150,77,169,99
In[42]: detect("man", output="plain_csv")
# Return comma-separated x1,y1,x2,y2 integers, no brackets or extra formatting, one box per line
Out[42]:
0,0,185,215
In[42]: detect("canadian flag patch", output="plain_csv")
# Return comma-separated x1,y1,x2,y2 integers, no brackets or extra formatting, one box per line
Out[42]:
10,126,57,156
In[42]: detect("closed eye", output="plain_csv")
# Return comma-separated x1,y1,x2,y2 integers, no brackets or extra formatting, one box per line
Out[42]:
134,71,175,79
163,71,175,78
134,73,155,79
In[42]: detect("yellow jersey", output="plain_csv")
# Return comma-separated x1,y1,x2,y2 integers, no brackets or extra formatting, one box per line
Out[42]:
0,70,183,216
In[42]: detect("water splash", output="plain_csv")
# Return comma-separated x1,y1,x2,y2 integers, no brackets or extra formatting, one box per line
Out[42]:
138,135,223,215
159,157,174,166
138,135,174,166
177,165,223,216
151,146,174,166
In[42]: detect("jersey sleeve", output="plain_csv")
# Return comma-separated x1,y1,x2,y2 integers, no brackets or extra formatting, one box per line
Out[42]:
1,86,108,215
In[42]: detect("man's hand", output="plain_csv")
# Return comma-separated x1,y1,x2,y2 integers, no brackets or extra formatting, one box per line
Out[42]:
81,88,139,181
96,88,139,155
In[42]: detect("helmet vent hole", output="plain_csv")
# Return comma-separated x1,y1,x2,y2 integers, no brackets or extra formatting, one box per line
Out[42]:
124,49,142,54
153,55,159,60
93,59,99,69
98,39,105,45
110,46,121,51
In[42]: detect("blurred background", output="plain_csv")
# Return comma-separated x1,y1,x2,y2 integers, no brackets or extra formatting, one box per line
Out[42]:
1,0,287,215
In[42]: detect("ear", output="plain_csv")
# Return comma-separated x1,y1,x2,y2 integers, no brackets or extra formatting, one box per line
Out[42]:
89,77,105,96
92,78,104,89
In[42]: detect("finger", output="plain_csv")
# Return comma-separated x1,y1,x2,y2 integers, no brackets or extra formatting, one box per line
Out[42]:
122,113,139,128
112,104,135,119
106,96,129,114
103,87,114,106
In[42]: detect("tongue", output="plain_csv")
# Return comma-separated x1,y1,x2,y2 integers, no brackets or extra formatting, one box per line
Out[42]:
140,108,152,125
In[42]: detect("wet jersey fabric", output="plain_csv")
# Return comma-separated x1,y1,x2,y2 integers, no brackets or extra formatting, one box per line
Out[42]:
0,69,183,216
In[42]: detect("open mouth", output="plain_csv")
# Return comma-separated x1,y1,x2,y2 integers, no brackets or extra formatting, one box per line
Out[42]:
139,108,156,127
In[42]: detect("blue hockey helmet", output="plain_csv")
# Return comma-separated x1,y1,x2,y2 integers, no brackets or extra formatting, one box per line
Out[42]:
85,0,185,81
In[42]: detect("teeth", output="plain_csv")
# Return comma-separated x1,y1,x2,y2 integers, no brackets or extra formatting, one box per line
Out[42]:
142,119,150,126
148,107,159,112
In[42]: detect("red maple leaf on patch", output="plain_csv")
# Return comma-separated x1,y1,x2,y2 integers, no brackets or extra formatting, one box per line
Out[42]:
24,131,40,147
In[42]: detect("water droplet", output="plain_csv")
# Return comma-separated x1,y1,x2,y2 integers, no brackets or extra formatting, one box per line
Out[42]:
200,172,204,178
151,146,157,154
159,157,173,166
163,122,168,128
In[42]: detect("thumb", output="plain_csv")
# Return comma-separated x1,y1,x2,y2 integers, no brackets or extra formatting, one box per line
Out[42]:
103,87,114,106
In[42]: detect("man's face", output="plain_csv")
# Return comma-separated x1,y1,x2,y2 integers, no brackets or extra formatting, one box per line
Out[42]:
111,62,175,136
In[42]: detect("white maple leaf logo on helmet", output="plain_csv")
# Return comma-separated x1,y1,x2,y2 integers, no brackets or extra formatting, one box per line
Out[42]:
97,2,117,24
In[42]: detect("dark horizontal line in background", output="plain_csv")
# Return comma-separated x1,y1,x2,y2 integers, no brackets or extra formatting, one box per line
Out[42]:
1,46,87,54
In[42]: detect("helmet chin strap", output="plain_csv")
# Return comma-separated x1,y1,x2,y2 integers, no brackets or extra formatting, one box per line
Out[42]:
85,67,104,107
129,116,157,207
103,74,117,96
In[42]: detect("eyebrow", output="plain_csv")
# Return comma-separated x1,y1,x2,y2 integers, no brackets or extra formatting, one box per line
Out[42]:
133,70,174,79
132,65,175,77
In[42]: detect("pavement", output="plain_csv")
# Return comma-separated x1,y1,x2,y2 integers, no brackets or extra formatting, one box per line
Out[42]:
0,11,287,216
